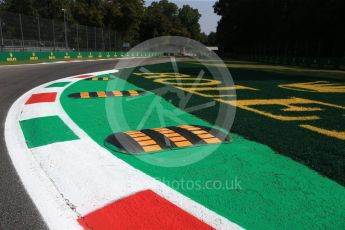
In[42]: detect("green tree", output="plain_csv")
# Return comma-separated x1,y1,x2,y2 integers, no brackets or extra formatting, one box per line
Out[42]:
214,0,345,57
139,0,190,41
103,0,122,30
178,4,201,40
117,0,144,44
70,0,106,27
207,32,217,46
1,0,69,19
199,32,208,44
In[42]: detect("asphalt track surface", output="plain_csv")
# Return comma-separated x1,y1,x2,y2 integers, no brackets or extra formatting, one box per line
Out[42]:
0,58,168,229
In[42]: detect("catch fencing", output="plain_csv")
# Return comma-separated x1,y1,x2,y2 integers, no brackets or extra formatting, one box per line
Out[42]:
0,11,124,52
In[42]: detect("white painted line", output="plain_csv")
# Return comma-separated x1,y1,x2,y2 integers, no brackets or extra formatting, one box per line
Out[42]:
70,69,118,79
5,83,81,230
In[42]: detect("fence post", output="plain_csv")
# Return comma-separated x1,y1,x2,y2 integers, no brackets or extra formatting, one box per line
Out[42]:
76,24,79,51
94,27,96,51
86,26,88,51
0,17,4,49
114,31,117,50
19,14,24,50
52,20,56,50
63,9,68,50
108,30,111,51
37,14,41,48
101,28,104,51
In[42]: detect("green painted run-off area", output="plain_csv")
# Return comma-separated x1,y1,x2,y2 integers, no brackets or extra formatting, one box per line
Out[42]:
60,70,345,229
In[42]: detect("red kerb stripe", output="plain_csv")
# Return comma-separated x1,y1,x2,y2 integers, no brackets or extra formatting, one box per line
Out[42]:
74,74,94,78
78,190,214,230
25,92,57,105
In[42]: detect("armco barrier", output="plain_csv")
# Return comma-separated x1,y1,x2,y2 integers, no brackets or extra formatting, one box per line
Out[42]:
0,51,163,63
